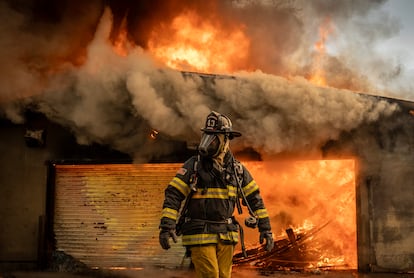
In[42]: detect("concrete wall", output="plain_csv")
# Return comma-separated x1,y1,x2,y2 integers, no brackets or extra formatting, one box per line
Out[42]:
0,122,48,268
323,104,414,272
371,154,414,271
0,117,131,270
355,152,414,272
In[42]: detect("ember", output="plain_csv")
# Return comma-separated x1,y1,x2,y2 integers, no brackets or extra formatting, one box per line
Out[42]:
149,129,159,139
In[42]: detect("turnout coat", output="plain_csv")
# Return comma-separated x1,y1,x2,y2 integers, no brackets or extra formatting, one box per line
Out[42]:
160,151,271,246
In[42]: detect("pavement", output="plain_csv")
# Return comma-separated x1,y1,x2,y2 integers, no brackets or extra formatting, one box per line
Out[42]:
1,268,414,278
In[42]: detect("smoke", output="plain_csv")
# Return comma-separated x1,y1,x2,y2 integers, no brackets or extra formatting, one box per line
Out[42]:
223,0,413,96
0,0,407,161
0,0,102,103
213,72,399,156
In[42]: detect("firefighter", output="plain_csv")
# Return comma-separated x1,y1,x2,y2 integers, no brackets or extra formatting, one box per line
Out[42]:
159,111,274,278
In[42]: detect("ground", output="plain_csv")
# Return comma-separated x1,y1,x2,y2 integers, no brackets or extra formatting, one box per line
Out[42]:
1,268,413,278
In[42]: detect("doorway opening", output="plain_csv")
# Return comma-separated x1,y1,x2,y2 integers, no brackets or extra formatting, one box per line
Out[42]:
234,159,357,271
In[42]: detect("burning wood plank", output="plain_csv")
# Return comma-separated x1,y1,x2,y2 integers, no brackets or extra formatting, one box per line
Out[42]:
233,221,333,270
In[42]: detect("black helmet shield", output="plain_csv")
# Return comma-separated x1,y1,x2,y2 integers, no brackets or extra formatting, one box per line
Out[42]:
198,111,241,157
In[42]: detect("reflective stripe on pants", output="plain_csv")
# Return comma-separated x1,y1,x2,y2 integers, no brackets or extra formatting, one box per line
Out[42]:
190,241,234,278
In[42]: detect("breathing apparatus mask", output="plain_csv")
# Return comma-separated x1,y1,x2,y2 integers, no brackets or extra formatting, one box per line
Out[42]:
198,133,228,157
198,111,241,158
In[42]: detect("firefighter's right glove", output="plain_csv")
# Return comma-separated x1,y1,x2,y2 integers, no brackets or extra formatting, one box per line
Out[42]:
159,229,178,250
259,230,274,252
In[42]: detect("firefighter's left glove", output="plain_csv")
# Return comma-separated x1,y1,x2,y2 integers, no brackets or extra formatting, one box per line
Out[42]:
258,217,273,251
259,230,274,252
159,229,178,250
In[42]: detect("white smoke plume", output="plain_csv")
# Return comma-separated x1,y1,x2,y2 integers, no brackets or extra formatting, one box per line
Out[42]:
0,0,408,161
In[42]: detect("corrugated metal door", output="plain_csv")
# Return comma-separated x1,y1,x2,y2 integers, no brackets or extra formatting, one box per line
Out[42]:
54,163,186,269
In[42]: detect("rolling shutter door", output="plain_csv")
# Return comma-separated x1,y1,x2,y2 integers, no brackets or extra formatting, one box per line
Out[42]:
54,163,185,269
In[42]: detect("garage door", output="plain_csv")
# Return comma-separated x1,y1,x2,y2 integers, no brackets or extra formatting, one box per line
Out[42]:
53,163,185,269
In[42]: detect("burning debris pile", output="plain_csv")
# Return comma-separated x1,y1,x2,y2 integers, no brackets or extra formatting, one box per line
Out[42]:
233,221,350,271
231,159,358,271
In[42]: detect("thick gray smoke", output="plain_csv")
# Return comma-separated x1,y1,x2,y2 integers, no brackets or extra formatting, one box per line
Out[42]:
0,0,408,161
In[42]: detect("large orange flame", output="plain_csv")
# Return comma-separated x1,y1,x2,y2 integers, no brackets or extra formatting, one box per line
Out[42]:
309,17,334,87
112,17,132,57
147,10,250,73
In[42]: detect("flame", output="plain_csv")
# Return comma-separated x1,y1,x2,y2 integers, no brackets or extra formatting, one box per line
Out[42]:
309,17,334,87
112,17,132,57
147,10,250,73
241,159,357,269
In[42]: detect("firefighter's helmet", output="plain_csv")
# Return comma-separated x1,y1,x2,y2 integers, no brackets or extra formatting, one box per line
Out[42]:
200,111,241,139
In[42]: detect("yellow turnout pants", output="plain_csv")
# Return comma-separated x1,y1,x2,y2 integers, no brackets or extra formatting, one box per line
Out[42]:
190,241,234,278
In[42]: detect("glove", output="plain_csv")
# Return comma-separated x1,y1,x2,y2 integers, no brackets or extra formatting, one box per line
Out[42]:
259,230,274,252
159,229,178,250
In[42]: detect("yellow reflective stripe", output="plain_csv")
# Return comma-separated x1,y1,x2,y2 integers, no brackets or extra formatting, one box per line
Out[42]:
227,185,237,197
182,233,219,245
243,180,259,197
255,208,269,219
192,188,230,199
169,177,191,197
219,231,239,243
193,186,236,199
161,207,179,221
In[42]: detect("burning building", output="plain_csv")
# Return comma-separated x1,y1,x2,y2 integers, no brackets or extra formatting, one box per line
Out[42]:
0,0,413,275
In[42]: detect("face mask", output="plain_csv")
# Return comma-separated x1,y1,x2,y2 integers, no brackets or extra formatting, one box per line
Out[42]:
198,133,221,157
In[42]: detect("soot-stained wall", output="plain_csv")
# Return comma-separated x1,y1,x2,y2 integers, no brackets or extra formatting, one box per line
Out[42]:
322,101,414,272
0,115,132,270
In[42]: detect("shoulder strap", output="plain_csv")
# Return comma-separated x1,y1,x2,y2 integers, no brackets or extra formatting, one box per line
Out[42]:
232,156,257,218
189,155,199,191
233,159,244,184
176,156,199,236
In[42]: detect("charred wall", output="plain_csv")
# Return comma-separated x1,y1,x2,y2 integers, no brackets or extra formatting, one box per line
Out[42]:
0,115,132,271
322,101,414,272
